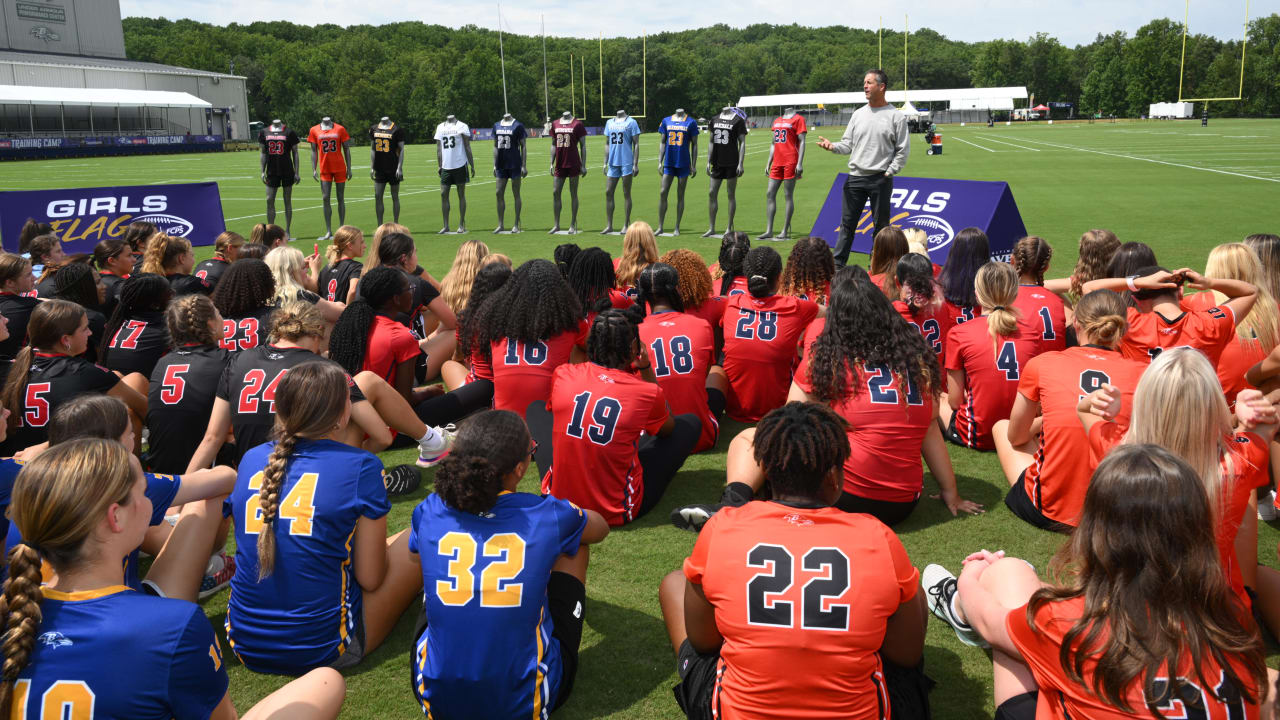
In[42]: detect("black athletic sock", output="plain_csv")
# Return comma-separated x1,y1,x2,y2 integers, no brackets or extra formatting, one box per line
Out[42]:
721,482,754,507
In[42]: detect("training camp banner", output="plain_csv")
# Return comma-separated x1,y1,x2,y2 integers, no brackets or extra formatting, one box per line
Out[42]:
0,183,227,255
808,175,1028,263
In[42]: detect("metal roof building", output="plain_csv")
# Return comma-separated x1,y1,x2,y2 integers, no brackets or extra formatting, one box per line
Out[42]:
738,87,1030,112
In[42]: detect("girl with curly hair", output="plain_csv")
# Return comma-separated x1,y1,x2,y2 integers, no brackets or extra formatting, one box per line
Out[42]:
1009,235,1067,352
659,248,726,349
893,252,951,365
142,233,211,297
318,224,365,304
615,220,659,294
1041,228,1120,305
568,247,633,320
211,258,277,353
99,273,174,378
780,235,836,305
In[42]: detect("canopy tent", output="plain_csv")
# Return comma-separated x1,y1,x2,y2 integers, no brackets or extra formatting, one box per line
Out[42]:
0,85,211,109
899,101,926,116
1032,104,1049,111
737,86,1028,110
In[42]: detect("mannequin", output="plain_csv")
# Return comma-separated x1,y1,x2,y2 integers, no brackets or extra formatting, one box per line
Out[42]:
549,110,587,234
703,106,747,238
656,107,698,236
761,107,806,240
307,116,352,241
601,109,641,234
492,112,528,233
259,118,300,238
369,116,406,226
435,113,475,234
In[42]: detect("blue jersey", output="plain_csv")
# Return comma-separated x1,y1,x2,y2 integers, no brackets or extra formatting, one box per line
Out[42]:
226,439,389,675
604,116,641,167
409,491,587,720
0,458,18,556
659,115,698,168
493,120,527,170
13,586,227,719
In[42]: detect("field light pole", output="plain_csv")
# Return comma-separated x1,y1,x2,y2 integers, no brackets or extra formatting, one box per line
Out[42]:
496,2,509,115
542,16,549,122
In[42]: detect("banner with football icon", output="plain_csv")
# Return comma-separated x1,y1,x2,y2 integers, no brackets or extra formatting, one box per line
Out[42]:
0,182,227,255
808,175,1028,264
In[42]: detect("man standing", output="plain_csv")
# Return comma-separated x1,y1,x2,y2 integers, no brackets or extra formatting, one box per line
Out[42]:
817,69,910,267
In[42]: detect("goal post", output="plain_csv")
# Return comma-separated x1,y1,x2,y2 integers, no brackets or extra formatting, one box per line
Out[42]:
1177,0,1250,102
597,31,646,119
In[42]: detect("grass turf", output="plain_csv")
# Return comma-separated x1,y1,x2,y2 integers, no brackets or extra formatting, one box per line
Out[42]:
2,118,1279,718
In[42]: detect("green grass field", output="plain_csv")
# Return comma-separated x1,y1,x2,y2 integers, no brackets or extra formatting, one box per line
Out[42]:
2,118,1279,719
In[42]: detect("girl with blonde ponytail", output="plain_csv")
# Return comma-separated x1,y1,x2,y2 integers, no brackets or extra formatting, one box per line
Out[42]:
0,438,346,719
141,233,209,297
227,361,423,675
941,262,1039,451
317,225,365,304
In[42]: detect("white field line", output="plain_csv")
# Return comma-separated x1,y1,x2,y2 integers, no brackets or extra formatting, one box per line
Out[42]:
950,135,998,152
1005,135,1280,183
973,134,1040,151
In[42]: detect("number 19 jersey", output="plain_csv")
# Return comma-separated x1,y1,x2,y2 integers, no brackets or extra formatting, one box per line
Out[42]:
409,492,587,720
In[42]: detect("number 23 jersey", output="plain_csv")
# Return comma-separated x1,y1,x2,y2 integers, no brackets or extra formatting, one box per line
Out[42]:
409,492,587,720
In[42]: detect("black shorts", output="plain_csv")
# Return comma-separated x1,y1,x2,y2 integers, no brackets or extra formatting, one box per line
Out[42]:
943,412,986,450
708,165,739,180
265,174,296,188
329,613,366,670
1005,470,1071,533
547,571,586,710
495,167,521,179
440,166,469,186
834,491,919,527
706,387,726,417
672,639,720,720
995,691,1037,720
373,170,402,185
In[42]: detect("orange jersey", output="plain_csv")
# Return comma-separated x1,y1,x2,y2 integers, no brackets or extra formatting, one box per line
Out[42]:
1120,304,1236,366
306,123,351,174
1012,284,1067,354
1183,292,1272,406
684,501,917,719
1018,346,1147,526
1007,596,1261,720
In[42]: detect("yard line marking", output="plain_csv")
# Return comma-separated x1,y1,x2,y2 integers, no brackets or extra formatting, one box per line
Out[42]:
950,136,997,153
1006,136,1280,183
973,134,1040,151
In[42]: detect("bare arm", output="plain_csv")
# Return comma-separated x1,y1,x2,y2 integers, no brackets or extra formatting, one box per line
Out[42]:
684,580,723,654
946,368,965,403
580,509,610,544
424,296,456,331
1247,343,1280,387
879,588,927,667
171,465,236,506
186,398,232,473
1075,384,1120,433
1005,393,1041,447
352,514,389,591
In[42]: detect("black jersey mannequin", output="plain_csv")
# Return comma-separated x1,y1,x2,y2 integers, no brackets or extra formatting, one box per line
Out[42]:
760,107,805,241
602,109,640,235
549,110,587,235
657,108,697,237
370,116,406,226
260,118,299,238
493,112,528,234
704,106,747,238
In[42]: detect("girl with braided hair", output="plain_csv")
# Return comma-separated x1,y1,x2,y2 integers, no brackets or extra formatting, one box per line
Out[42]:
553,242,581,279
50,262,107,362
711,230,751,296
568,247,633,321
99,273,173,378
779,235,835,305
408,410,609,719
1009,235,1067,353
93,237,133,316
893,252,952,366
367,231,455,371
317,224,365,304
867,225,908,298
329,267,425,402
0,254,38,376
141,233,210,297
211,258,276,353
0,438,347,718
227,361,423,675
530,307,701,525
615,220,659,296
192,230,245,292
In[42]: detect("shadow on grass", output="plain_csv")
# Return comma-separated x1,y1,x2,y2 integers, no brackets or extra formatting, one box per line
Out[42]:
924,643,995,720
558,597,674,719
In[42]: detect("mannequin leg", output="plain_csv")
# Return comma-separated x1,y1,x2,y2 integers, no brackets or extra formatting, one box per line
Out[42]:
511,176,522,232
657,173,674,233
320,180,333,237
780,178,796,238
456,184,467,232
673,176,688,235
265,184,277,226
704,176,722,237
725,176,738,231
567,176,580,232
550,176,565,233
495,176,509,232
373,181,386,227
603,175,619,233
622,174,634,227
439,185,452,234
282,185,294,237
760,178,781,239
390,182,401,223
335,182,346,226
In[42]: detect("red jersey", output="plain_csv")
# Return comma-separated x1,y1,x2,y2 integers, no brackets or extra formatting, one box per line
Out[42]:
1007,596,1261,720
362,314,421,382
688,296,727,330
722,294,819,422
551,118,587,170
940,300,978,327
944,317,1041,450
718,276,749,298
540,362,669,525
306,123,350,174
795,318,935,502
684,501,918,720
769,115,807,167
893,300,953,367
1012,284,1067,354
1184,292,1271,406
475,320,590,419
1018,346,1147,526
1120,304,1236,366
639,310,717,453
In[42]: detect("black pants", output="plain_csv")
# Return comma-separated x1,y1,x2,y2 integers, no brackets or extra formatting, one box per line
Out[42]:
413,379,494,427
832,172,894,267
527,402,702,522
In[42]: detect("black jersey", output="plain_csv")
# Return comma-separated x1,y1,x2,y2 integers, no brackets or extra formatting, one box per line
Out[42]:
98,271,127,317
145,344,231,473
318,258,362,304
167,273,211,297
258,126,300,177
34,272,58,300
101,310,170,378
0,352,119,456
0,293,40,363
403,272,441,334
193,257,230,291
216,345,366,464
708,114,748,167
82,307,107,364
219,306,275,353
369,122,406,175
272,289,320,308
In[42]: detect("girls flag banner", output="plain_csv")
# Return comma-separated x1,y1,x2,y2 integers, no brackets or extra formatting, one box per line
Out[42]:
808,176,1028,263
0,182,226,255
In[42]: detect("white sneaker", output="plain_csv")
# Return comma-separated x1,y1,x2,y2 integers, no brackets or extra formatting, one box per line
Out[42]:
922,564,988,648
417,424,456,468
1260,489,1277,521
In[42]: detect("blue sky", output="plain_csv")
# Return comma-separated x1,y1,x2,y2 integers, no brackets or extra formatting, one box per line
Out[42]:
120,0,1275,47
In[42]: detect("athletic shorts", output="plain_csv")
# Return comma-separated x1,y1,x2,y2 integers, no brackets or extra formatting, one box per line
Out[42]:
708,165,739,180
1005,470,1071,533
439,166,468,186
329,613,366,670
495,167,521,179
606,164,633,178
546,571,586,709
265,174,296,188
662,165,691,179
943,413,988,451
552,164,582,178
768,163,798,180
995,691,1037,720
372,170,402,185
319,170,347,184
672,639,720,720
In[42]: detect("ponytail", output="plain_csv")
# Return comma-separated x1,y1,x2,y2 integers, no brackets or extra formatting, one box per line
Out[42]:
0,544,44,714
326,225,363,265
433,410,531,515
140,234,190,275
974,262,1020,357
327,267,406,376
743,246,782,299
2,300,86,428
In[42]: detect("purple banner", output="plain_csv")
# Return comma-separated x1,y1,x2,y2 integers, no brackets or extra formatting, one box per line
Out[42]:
0,135,221,152
0,182,227,255
808,175,1028,263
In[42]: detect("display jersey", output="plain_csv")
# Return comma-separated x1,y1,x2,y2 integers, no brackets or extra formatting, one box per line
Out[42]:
220,306,275,353
1121,304,1236,366
1012,285,1067,354
10,586,228,720
492,120,527,170
551,118,587,169
1006,595,1260,720
258,126,300,177
0,353,118,456
639,310,718,452
541,362,669,526
721,293,819,422
146,344,231,474
944,317,1041,450
193,257,230,291
409,492,587,720
658,115,698,168
769,114,807,167
306,123,350,174
318,258,363,303
1183,292,1264,406
216,346,365,465
471,320,590,419
604,116,641,167
226,439,389,675
102,310,170,378
434,121,471,170
893,300,953,368
684,501,919,720
369,122,406,175
1017,346,1146,526
708,114,748,167
0,293,40,362
795,318,935,502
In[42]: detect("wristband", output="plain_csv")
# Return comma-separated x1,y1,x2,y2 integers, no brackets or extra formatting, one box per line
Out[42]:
1126,275,1139,292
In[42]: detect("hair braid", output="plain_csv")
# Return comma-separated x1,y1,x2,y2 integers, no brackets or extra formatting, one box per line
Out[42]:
256,432,296,580
328,267,407,375
744,246,782,298
0,544,43,715
567,247,618,315
717,232,751,295
636,262,684,314
586,307,642,369
1012,236,1053,286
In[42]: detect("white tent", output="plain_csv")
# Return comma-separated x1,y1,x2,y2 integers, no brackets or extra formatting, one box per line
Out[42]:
899,101,926,116
737,86,1028,109
0,85,211,109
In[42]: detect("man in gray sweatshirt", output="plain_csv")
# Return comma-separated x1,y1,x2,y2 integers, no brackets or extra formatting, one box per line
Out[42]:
817,69,910,266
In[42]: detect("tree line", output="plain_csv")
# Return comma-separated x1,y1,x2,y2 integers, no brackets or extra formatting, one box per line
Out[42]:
122,15,1280,142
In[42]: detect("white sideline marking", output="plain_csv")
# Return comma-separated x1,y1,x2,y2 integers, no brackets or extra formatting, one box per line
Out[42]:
1004,136,1280,183
950,136,997,153
973,134,1041,152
